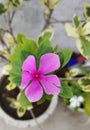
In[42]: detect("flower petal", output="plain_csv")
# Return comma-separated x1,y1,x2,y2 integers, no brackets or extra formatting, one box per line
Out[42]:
39,53,60,74
22,55,36,73
20,71,32,89
25,80,43,102
40,75,60,95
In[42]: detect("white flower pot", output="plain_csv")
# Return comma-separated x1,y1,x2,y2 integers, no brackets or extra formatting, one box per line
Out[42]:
0,95,58,128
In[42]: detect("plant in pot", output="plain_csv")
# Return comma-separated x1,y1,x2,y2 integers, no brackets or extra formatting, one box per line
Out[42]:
0,0,90,128
0,28,73,128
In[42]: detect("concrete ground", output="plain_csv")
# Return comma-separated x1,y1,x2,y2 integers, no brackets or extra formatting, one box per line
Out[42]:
0,0,90,130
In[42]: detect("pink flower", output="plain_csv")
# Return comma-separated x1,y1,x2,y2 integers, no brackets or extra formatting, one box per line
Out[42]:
20,53,61,102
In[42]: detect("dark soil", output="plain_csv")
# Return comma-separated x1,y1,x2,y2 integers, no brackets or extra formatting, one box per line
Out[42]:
0,76,50,120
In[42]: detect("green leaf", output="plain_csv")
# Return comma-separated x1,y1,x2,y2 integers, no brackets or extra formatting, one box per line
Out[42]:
40,0,60,9
6,81,16,91
37,94,47,105
0,3,7,15
9,35,37,85
58,49,72,68
69,68,79,77
80,66,89,75
20,37,37,55
78,77,90,92
73,15,80,28
37,94,52,105
38,29,54,44
17,34,37,55
9,0,23,8
17,33,25,44
79,78,90,86
78,36,90,59
17,107,26,117
84,93,90,115
70,82,82,96
80,37,90,57
84,3,90,20
37,39,53,66
18,90,32,107
10,101,19,109
59,82,73,99
9,49,30,85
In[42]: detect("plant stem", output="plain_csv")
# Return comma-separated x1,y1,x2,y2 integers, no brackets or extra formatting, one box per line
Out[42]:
42,9,53,31
0,36,8,48
60,77,81,81
51,17,85,24
7,11,17,44
30,110,43,130
0,54,9,62
0,36,11,54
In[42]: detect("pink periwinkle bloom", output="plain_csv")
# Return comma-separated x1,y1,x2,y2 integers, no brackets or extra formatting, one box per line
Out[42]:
20,53,61,102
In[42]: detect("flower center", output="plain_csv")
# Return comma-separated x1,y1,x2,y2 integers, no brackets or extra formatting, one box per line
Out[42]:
33,71,42,80
35,73,39,78
33,72,40,79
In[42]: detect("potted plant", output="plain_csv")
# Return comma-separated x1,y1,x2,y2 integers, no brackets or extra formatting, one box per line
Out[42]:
0,26,73,128
0,0,90,128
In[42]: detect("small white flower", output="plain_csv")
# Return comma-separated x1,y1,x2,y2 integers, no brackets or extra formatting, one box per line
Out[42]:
78,96,84,102
69,96,84,109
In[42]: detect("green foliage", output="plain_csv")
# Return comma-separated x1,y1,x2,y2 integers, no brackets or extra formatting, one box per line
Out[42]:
10,91,33,117
73,15,80,28
0,3,7,15
18,90,32,107
17,34,37,53
78,77,90,92
80,78,90,86
9,35,37,85
84,3,90,20
19,37,37,56
0,0,23,15
6,81,16,91
79,36,90,59
9,48,30,85
59,82,73,99
84,93,90,115
70,82,82,96
38,29,54,44
80,66,89,76
9,33,55,85
37,39,53,65
69,68,79,77
10,90,33,117
17,107,26,117
37,94,52,105
9,0,23,8
4,33,15,47
17,33,25,44
58,49,72,68
40,0,60,9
